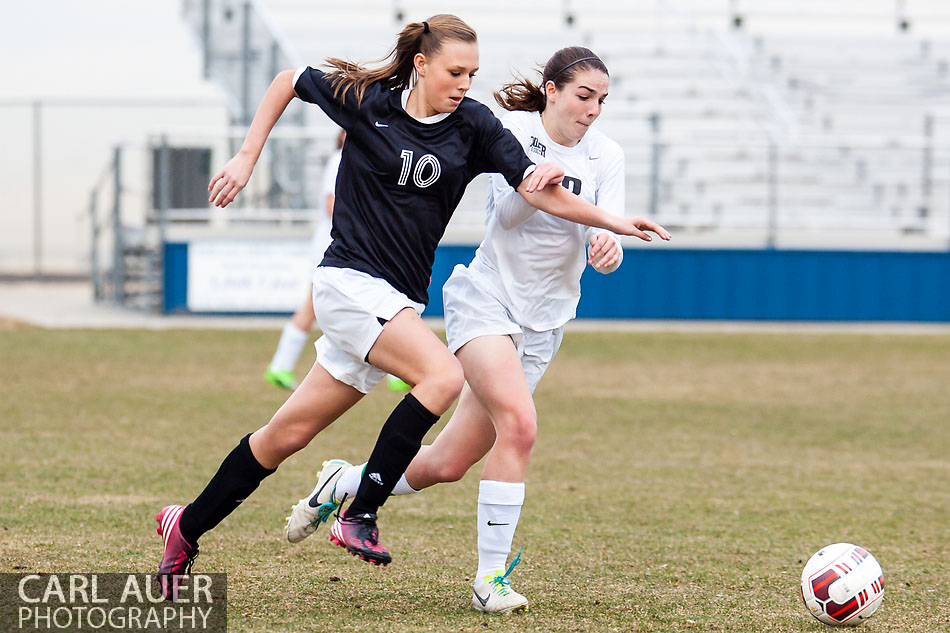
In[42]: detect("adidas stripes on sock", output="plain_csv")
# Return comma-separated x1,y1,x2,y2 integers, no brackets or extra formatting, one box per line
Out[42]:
178,434,276,544
476,480,525,581
346,393,438,516
337,464,419,500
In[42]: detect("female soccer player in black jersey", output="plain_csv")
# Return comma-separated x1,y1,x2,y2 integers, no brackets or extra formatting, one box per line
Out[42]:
155,14,662,597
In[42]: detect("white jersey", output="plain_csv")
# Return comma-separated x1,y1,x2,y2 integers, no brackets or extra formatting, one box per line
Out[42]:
309,148,340,263
473,109,625,331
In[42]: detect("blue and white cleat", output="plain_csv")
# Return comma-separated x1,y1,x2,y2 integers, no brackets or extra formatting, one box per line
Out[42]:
285,459,351,543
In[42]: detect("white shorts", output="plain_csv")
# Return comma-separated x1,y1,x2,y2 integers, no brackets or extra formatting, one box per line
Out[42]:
311,266,425,394
443,263,564,393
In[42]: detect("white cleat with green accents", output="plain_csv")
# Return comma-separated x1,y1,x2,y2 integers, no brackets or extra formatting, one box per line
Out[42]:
285,459,351,543
471,551,528,614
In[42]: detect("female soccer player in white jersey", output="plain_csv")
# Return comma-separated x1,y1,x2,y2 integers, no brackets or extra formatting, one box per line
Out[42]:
154,17,660,598
287,47,671,612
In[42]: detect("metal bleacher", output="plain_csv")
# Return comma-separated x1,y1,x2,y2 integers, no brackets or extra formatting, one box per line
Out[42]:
181,0,950,245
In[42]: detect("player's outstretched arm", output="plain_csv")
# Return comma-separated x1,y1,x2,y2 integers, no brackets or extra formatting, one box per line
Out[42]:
208,69,298,207
518,180,672,242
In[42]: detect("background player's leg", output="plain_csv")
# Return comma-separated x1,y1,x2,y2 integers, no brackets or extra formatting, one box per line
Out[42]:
291,291,317,331
266,290,317,390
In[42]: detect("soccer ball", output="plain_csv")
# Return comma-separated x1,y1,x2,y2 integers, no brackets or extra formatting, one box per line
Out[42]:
800,543,884,626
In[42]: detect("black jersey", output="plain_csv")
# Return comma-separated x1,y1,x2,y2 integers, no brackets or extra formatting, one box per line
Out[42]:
294,67,534,305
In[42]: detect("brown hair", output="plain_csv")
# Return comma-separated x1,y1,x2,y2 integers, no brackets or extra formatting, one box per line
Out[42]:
323,14,477,106
494,46,608,112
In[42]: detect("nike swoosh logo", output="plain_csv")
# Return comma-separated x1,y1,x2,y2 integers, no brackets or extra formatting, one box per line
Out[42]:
374,121,389,128
473,589,490,607
588,155,600,160
487,521,509,526
308,466,343,507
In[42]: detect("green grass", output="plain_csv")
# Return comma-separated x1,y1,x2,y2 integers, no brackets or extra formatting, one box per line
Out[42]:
1,328,948,632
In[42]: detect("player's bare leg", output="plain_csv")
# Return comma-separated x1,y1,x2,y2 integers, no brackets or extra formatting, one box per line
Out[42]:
454,335,537,482
403,383,496,488
367,308,464,415
328,308,464,565
251,361,364,469
422,334,534,612
158,361,362,599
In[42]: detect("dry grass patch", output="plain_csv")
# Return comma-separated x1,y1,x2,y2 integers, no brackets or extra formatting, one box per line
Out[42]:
1,329,948,632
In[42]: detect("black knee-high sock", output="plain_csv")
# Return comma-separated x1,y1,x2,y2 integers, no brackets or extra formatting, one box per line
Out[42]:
178,434,276,544
347,393,439,516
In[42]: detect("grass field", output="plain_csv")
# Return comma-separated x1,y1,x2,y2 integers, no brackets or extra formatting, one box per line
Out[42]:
1,326,948,632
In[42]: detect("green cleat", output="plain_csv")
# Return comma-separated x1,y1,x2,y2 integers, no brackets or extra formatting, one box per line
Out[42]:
386,374,410,392
266,367,298,391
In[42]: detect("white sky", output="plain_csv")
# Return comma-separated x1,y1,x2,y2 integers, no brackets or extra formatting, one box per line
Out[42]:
0,1,221,99
0,1,227,274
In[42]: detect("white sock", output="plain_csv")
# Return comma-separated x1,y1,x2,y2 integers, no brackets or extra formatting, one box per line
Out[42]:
476,480,525,583
270,323,308,372
334,463,419,501
391,473,421,496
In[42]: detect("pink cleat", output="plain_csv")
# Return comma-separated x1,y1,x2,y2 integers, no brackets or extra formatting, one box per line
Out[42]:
329,509,392,566
155,505,199,600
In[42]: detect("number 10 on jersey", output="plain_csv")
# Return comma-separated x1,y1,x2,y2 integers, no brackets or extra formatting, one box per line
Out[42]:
398,150,442,188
